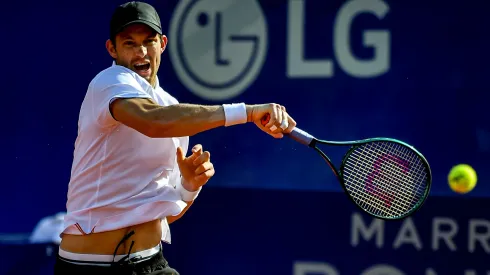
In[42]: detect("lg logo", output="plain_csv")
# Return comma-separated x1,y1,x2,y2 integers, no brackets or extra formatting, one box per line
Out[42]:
288,0,390,78
169,0,267,101
169,0,391,101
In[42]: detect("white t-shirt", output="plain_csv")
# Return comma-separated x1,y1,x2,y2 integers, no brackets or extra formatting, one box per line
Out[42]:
62,63,189,244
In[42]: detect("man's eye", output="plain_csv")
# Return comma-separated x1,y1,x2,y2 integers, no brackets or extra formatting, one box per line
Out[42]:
124,41,135,46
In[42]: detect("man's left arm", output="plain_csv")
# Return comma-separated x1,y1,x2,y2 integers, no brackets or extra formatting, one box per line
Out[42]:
168,144,214,224
167,200,194,224
168,177,197,224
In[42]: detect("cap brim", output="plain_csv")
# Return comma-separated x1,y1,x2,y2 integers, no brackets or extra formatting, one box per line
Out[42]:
115,19,162,35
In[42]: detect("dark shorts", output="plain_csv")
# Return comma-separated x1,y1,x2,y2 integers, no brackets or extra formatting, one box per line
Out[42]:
54,230,179,275
54,250,179,275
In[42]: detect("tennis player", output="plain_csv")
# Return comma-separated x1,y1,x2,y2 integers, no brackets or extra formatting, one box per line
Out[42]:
53,1,296,275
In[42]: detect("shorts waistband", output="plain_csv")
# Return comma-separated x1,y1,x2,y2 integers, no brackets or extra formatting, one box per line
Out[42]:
58,243,161,266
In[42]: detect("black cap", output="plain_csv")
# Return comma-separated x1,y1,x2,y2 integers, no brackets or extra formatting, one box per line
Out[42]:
110,1,162,39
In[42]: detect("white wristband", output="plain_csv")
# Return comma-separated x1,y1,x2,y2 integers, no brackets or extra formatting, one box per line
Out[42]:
223,103,247,127
176,177,202,201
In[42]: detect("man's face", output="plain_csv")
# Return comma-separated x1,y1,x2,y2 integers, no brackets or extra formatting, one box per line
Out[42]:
106,24,167,87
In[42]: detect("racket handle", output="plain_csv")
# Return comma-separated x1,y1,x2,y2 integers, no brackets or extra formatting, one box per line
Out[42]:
288,127,315,146
261,114,314,146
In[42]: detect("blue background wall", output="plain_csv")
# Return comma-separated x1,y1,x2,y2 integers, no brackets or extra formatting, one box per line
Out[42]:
1,0,489,274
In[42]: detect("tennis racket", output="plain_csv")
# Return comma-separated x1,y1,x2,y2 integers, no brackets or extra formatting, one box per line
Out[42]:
261,115,432,220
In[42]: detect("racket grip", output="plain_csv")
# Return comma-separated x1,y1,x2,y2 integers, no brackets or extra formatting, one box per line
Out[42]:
288,127,315,146
261,113,314,146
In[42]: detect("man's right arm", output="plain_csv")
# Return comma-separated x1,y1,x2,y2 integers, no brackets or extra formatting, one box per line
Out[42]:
109,97,294,138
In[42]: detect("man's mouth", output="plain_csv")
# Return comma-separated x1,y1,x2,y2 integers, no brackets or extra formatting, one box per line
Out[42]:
133,62,151,76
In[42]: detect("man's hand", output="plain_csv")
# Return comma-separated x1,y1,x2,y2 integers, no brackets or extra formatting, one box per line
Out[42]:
176,144,215,192
247,103,297,138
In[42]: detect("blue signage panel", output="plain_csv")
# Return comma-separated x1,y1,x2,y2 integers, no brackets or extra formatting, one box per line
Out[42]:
156,0,489,197
0,0,488,234
1,190,488,275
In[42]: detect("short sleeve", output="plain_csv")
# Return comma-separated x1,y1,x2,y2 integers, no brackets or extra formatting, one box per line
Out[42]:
89,68,152,127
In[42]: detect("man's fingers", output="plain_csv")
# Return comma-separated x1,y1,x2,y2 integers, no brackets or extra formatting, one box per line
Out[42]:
191,144,202,153
272,105,283,133
186,144,203,163
176,147,186,162
194,161,213,175
279,110,289,131
270,132,284,139
264,105,278,128
193,151,210,166
194,169,215,183
269,105,288,134
283,112,296,134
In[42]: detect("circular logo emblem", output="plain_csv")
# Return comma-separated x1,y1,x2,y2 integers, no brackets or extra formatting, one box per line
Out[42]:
169,0,268,101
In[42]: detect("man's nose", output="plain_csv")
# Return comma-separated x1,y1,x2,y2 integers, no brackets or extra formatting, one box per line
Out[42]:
135,45,147,57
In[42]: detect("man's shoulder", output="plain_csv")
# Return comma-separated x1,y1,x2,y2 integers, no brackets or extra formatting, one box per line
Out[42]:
89,65,140,92
157,86,180,105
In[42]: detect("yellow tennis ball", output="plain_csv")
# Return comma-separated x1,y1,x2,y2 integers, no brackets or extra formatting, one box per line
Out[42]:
448,164,477,194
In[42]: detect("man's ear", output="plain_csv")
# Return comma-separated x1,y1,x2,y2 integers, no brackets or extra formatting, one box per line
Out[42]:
106,39,118,59
160,35,168,53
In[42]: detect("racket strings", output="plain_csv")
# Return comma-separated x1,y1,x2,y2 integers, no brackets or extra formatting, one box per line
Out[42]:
345,150,420,217
348,144,425,217
347,143,427,217
345,157,411,217
357,144,425,210
342,141,429,218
